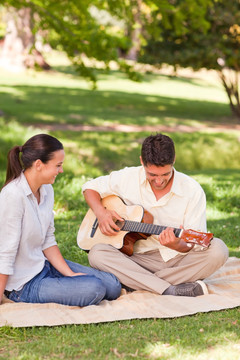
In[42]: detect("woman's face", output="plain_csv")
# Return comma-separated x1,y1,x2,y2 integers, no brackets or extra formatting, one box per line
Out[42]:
40,149,65,184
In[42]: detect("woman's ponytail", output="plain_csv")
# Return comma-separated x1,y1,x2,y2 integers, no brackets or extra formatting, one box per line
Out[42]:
4,146,23,187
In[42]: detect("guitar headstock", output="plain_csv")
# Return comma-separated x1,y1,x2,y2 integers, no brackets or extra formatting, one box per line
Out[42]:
181,229,213,248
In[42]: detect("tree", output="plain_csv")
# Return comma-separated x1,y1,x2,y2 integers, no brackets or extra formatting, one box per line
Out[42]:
140,0,240,119
0,6,50,71
2,0,229,99
1,1,210,83
0,0,132,84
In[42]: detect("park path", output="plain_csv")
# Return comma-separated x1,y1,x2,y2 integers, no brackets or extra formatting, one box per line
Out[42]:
34,122,240,133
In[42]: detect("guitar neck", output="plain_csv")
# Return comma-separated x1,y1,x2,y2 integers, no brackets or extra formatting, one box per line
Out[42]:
121,220,182,237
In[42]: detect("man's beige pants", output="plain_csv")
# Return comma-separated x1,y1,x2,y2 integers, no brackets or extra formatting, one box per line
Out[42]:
88,238,229,294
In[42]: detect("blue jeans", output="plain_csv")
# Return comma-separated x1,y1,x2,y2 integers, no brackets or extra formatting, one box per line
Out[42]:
8,260,121,307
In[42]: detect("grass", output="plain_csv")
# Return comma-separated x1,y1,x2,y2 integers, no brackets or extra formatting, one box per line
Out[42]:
0,310,240,359
0,52,234,129
0,52,240,360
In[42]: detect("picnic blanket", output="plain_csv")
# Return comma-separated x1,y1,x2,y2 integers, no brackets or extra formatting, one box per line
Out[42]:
1,256,240,328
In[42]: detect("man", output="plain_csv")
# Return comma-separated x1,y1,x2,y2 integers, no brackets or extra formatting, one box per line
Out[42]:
82,133,228,297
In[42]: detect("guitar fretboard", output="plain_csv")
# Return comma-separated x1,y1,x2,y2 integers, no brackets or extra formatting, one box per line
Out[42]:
120,220,182,237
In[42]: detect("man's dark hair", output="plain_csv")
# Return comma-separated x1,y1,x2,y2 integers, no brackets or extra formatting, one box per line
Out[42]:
141,133,175,166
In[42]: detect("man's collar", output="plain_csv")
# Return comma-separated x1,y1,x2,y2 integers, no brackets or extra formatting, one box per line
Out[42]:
170,169,184,196
140,166,147,185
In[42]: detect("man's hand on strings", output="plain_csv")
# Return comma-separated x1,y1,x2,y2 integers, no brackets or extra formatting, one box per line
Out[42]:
97,208,123,236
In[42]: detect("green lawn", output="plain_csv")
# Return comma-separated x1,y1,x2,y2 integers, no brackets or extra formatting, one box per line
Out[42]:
0,53,240,360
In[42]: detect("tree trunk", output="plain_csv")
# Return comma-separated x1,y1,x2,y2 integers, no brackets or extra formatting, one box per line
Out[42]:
0,7,50,72
218,69,240,119
126,0,142,61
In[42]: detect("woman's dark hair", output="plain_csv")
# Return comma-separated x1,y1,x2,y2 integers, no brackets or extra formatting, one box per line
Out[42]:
3,134,63,187
141,133,175,166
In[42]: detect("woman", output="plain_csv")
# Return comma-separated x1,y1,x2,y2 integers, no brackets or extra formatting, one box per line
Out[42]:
0,134,121,306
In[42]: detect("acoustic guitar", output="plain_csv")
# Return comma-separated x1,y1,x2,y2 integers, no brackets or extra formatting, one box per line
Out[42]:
77,195,214,256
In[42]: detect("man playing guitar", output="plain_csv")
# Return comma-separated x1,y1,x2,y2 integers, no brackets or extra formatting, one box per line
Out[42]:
81,133,229,297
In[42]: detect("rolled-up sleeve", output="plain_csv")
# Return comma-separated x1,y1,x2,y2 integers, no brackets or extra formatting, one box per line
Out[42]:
42,211,57,250
0,190,23,275
0,175,59,291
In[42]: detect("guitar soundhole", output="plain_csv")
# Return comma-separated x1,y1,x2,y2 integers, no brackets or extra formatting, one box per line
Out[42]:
115,219,125,230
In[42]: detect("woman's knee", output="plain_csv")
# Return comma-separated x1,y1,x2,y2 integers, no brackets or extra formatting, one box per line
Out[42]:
72,276,107,306
38,275,107,306
84,278,106,305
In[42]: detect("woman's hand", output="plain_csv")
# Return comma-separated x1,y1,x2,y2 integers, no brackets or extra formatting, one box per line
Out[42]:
43,246,87,276
68,271,86,277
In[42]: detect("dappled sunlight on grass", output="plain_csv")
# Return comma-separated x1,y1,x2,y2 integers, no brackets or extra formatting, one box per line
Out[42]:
141,312,240,360
144,340,240,360
53,130,144,176
0,55,234,131
0,84,231,127
145,95,159,103
0,86,25,96
188,170,240,250
174,134,240,170
33,113,56,122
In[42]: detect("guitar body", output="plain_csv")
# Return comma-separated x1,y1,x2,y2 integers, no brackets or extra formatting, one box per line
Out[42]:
77,195,147,255
122,232,150,256
77,195,213,256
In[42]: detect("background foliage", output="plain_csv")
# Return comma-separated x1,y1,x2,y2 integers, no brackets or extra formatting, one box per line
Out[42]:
0,0,239,112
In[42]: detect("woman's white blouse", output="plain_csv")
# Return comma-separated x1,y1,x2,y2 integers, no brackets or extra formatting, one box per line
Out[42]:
0,172,57,291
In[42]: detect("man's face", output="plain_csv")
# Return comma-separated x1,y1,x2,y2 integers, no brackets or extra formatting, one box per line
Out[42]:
142,161,174,191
